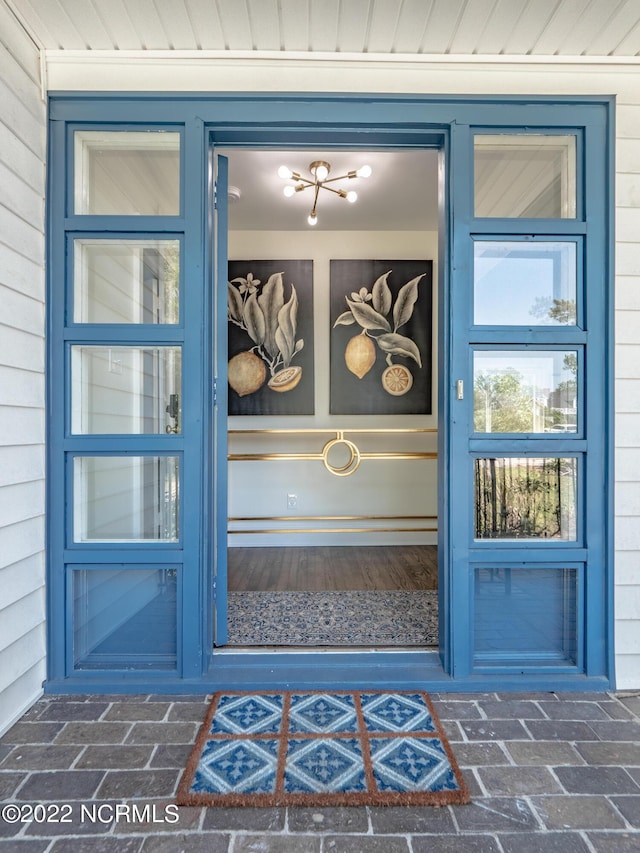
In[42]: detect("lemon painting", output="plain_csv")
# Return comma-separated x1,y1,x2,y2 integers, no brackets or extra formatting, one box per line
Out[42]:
330,260,433,415
227,260,314,415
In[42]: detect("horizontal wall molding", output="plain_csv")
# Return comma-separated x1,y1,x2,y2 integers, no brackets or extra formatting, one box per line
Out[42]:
45,53,640,98
45,50,640,67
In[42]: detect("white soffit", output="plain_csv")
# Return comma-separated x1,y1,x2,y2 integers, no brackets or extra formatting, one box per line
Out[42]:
6,0,640,58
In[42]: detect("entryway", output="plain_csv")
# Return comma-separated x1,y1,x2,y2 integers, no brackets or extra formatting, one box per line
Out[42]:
218,146,441,650
45,92,612,693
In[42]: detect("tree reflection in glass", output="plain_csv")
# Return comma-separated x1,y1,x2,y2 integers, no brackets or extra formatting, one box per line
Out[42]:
474,457,577,540
473,351,577,434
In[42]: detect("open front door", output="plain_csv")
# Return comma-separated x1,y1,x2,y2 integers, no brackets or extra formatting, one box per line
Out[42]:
212,151,229,646
448,114,609,682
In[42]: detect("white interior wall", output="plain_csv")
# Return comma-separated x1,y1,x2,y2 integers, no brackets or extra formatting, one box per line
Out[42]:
0,5,46,735
228,229,438,547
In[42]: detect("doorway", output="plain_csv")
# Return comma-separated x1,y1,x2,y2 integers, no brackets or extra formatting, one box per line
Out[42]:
46,93,612,692
219,147,441,648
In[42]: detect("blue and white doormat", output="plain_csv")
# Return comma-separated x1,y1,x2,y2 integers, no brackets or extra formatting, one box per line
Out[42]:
177,691,470,807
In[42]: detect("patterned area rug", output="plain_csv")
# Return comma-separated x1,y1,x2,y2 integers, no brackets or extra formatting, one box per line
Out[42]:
177,691,470,807
227,590,439,646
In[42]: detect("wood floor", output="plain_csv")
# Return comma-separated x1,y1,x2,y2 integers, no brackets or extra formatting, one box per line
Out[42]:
227,545,438,592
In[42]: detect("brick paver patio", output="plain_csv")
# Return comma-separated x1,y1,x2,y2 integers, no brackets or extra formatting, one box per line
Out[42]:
1,691,639,851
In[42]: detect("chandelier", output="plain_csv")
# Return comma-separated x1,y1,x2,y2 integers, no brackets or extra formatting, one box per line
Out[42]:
278,160,372,226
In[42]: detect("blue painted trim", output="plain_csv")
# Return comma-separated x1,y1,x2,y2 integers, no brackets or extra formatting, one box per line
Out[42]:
582,110,611,680
46,92,614,693
180,117,208,679
63,216,185,232
212,152,229,648
448,121,473,680
43,648,611,696
437,134,451,674
604,100,617,689
63,550,182,564
47,118,68,683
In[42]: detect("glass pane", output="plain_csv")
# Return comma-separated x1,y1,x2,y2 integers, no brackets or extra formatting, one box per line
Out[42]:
71,346,181,435
474,351,578,434
74,131,180,215
73,456,179,542
475,134,576,218
73,568,177,669
474,242,576,326
474,457,577,540
474,567,577,664
73,239,179,324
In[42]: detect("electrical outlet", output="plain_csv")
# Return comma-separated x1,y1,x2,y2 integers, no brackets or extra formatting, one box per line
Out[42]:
287,493,298,510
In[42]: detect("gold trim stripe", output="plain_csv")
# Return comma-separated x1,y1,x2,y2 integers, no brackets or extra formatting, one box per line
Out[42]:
229,515,437,522
228,527,438,535
229,452,437,462
229,428,437,435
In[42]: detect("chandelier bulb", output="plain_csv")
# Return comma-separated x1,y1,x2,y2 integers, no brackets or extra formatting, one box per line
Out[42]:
283,185,296,198
356,165,372,178
307,213,318,226
278,165,293,179
346,191,358,203
315,164,329,182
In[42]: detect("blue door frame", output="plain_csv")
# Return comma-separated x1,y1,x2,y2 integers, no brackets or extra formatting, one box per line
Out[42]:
45,93,614,694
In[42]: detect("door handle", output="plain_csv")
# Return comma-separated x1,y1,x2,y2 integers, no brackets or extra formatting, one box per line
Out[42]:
166,393,180,433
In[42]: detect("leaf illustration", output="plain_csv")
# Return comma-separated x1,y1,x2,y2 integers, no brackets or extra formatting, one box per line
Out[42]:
275,285,298,366
244,292,266,345
393,274,425,330
227,283,243,323
372,271,392,316
347,298,391,332
258,272,285,358
294,339,304,354
333,310,356,328
376,332,422,367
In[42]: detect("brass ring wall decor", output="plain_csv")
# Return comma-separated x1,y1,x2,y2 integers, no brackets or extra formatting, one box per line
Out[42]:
227,428,436,477
321,434,362,477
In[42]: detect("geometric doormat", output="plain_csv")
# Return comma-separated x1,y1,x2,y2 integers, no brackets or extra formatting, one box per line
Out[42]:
176,691,470,807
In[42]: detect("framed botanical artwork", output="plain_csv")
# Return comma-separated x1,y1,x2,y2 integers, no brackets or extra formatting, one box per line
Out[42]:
330,259,433,415
227,260,314,415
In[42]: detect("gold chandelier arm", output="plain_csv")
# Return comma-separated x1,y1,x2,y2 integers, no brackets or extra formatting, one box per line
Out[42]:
320,172,356,184
322,185,349,198
292,178,314,189
310,182,321,216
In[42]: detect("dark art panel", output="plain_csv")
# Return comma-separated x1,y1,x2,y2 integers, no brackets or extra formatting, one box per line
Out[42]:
227,260,314,415
330,260,433,415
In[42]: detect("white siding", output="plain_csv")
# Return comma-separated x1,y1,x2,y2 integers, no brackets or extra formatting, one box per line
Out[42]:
615,98,640,687
0,1,46,735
